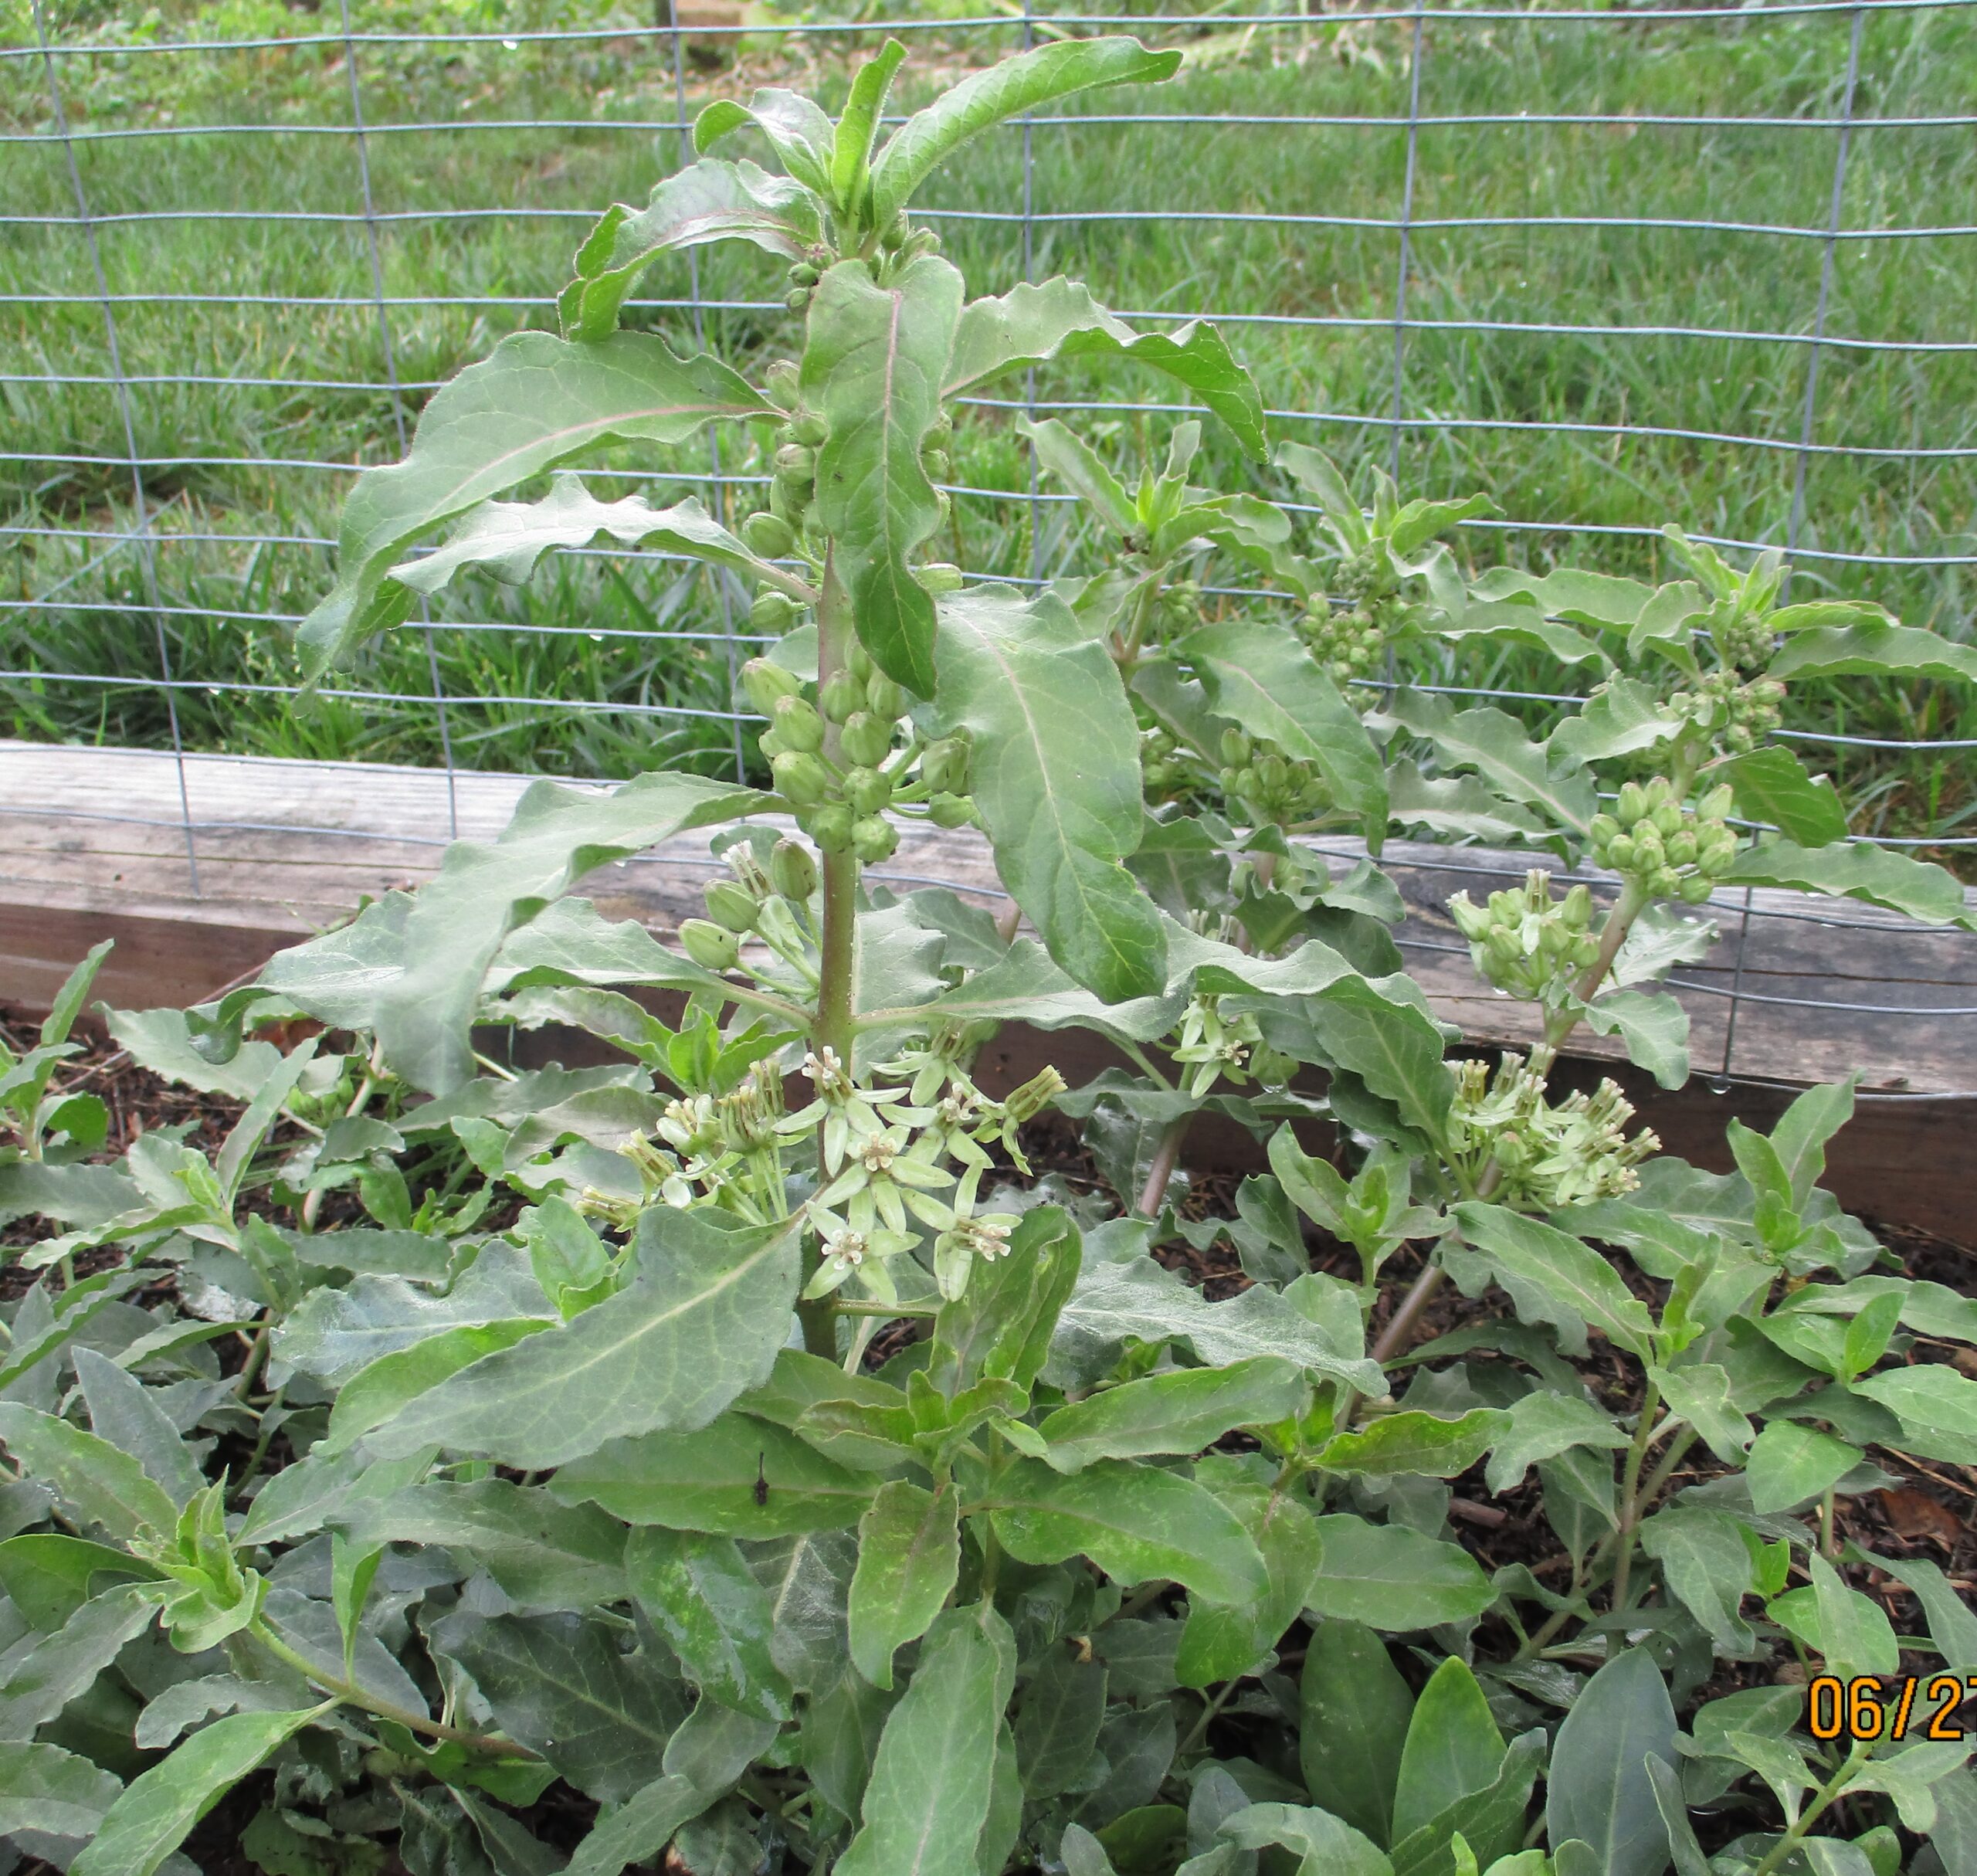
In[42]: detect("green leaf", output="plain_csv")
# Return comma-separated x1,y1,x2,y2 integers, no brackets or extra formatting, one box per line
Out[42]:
1181,619,1388,836
263,771,762,1094
1483,1393,1630,1494
694,87,834,189
1020,416,1141,536
1639,1507,1756,1650
297,331,771,678
1876,1555,1977,1674
1711,747,1849,847
1389,1732,1541,1876
1038,1359,1304,1474
0,1739,124,1840
930,585,1165,1002
1453,1204,1657,1359
1580,990,1690,1091
0,1534,158,1630
870,39,1178,224
1314,1408,1505,1482
1394,1659,1504,1844
1305,1516,1496,1630
1548,676,1681,769
553,1412,877,1536
1175,1466,1322,1689
429,1610,683,1803
72,1348,205,1508
0,1406,179,1545
0,1583,158,1742
1852,1365,1977,1465
832,40,909,213
1016,1649,1107,1800
1770,1080,1857,1209
320,1320,551,1457
565,1775,714,1876
984,1459,1267,1605
1720,839,1974,929
805,256,964,696
1220,1802,1394,1876
333,1480,629,1609
836,1605,1016,1876
1046,1252,1381,1396
848,1481,961,1691
1745,1420,1863,1512
70,1706,323,1876
1770,1553,1901,1680
388,476,795,604
928,1206,1083,1397
368,1209,799,1469
560,160,822,342
948,276,1265,457
1648,1363,1754,1464
1370,690,1596,836
1767,621,1977,686
1544,1649,1677,1876
628,1528,792,1722
1385,764,1550,846
1299,1620,1414,1849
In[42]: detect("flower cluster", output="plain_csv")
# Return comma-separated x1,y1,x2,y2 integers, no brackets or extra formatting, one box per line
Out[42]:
785,1043,1065,1302
1216,727,1330,826
1447,1050,1660,1209
1448,870,1602,1006
1589,779,1740,905
1669,670,1788,755
1172,991,1264,1097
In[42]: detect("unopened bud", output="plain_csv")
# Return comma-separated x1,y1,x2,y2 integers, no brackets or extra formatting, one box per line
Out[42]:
819,670,865,724
743,512,795,559
845,766,892,816
772,694,825,754
865,673,904,720
927,792,975,829
771,750,831,806
680,919,741,972
741,656,802,714
1005,1065,1067,1125
917,561,964,594
705,880,761,934
808,803,854,853
770,838,818,901
852,815,898,863
840,711,894,769
791,412,827,447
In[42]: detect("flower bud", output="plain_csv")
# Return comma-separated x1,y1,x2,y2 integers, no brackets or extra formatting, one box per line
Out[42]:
770,837,818,901
791,411,827,447
808,803,854,853
1220,728,1251,768
927,791,975,829
705,879,761,934
1617,782,1648,826
1607,833,1636,870
772,694,825,754
775,443,816,480
784,287,812,314
680,918,741,972
1697,784,1735,823
1005,1064,1067,1124
1562,884,1593,929
1652,867,1681,899
741,656,802,714
788,261,821,288
1666,829,1698,867
847,639,874,683
757,728,785,762
845,765,892,816
922,737,970,795
852,815,898,863
1448,894,1492,942
840,710,894,769
1680,874,1715,904
763,359,800,405
917,561,964,594
743,511,795,560
1651,799,1684,838
819,670,864,724
864,673,904,720
771,750,831,807
749,589,799,636
921,447,951,480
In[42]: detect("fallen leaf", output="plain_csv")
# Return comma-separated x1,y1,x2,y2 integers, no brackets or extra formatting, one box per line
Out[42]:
1876,1487,1965,1552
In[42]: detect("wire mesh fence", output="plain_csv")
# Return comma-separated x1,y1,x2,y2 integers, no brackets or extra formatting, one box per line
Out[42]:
3,0,1974,1087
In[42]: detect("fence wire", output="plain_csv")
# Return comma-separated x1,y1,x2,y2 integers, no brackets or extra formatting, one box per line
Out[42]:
3,0,1974,1089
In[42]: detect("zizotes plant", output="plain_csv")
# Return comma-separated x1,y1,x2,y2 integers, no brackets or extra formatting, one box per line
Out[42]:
4,39,1977,1876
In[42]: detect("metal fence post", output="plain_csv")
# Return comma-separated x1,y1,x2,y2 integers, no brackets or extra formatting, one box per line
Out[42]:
1388,5,1427,484
29,0,201,896
336,0,459,836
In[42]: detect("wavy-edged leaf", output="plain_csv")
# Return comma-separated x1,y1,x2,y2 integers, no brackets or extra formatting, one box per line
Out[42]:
805,255,963,696
1370,688,1596,836
836,1605,1015,1876
558,159,822,342
1768,621,1977,686
1305,1515,1496,1630
553,1411,879,1536
429,1609,682,1803
1385,762,1550,846
368,1209,799,1470
929,585,1165,1002
1548,675,1681,769
1580,989,1690,1091
1721,838,1974,929
1175,1463,1321,1689
982,1458,1267,1605
848,1481,961,1690
319,1319,551,1457
0,1406,178,1545
567,1775,715,1876
832,40,909,215
260,768,765,1094
1180,618,1388,836
1853,1365,1977,1465
0,1584,157,1742
70,1706,324,1876
870,39,1179,224
298,331,771,677
0,1739,124,1840
0,1534,159,1630
947,276,1264,457
1314,1407,1505,1482
1038,1359,1304,1474
389,475,800,603
693,89,835,192
628,1528,792,1722
1454,1203,1657,1359
1219,1803,1392,1876
1020,416,1140,536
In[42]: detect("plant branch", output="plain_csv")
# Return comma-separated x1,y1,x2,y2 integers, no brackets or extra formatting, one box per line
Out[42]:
1608,1375,1665,1620
1747,1744,1871,1876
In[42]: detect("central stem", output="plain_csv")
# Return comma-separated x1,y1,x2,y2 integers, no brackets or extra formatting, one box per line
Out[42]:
803,552,860,1359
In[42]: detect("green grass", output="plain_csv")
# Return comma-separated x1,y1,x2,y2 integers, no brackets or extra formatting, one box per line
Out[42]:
3,0,1973,849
